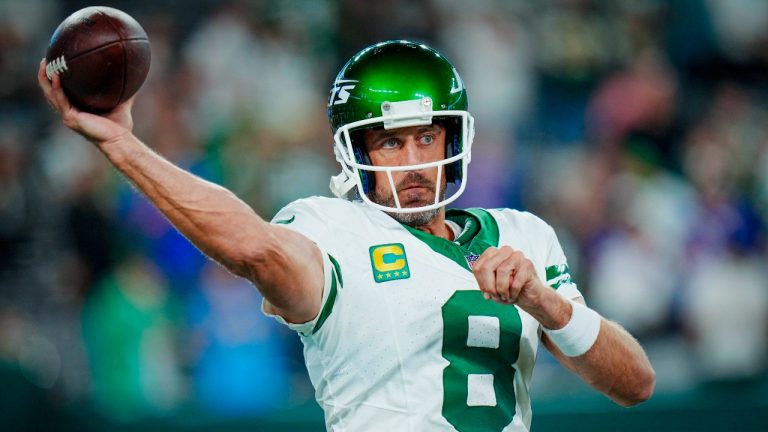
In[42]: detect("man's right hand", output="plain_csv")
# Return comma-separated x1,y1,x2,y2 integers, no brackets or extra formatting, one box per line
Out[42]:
38,59,135,145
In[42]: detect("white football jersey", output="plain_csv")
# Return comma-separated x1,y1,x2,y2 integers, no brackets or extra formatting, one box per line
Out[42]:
264,197,581,432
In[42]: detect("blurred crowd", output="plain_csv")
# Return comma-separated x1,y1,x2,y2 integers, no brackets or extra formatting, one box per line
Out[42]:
1,0,767,426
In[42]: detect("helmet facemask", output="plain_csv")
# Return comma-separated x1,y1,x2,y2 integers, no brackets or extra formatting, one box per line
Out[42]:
330,97,475,214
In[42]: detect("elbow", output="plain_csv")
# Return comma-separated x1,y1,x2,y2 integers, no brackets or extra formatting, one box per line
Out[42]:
217,227,278,280
212,244,260,279
616,367,656,407
231,231,279,280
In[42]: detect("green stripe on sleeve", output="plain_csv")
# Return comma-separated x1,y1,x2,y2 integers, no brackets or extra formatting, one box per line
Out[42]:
545,264,570,281
549,275,573,290
545,264,573,290
312,255,340,335
328,254,343,288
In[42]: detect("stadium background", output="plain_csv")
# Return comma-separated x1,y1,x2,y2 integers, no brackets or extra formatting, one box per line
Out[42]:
1,0,767,430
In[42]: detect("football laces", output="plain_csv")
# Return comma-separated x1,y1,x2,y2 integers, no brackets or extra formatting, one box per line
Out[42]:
45,56,68,80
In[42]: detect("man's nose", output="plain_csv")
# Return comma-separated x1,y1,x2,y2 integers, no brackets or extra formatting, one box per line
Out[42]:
402,138,423,165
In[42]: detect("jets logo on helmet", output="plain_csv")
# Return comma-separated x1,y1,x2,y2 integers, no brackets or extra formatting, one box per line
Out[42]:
328,80,357,106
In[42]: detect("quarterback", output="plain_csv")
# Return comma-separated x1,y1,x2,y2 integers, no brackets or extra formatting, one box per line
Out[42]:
39,40,654,431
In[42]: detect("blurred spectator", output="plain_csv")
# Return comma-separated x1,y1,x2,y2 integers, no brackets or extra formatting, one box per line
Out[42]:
682,249,768,381
187,263,292,416
706,0,768,63
336,0,438,57
81,255,183,421
586,52,680,169
182,3,324,143
0,0,57,103
0,127,29,270
0,306,86,430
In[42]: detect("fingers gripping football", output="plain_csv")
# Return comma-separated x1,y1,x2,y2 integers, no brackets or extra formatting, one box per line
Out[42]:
38,59,135,144
39,60,73,118
473,246,544,307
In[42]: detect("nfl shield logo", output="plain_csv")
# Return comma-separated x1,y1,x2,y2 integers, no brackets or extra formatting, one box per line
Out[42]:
465,253,480,268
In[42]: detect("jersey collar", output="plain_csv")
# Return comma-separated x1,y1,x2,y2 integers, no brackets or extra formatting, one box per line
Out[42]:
400,208,500,272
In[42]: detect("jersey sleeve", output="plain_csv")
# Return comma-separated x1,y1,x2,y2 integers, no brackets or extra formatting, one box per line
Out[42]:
541,223,583,301
492,208,583,301
260,198,340,335
261,250,338,336
269,197,332,247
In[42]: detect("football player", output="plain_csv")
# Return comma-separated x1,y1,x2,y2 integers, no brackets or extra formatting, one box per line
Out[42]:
39,40,654,431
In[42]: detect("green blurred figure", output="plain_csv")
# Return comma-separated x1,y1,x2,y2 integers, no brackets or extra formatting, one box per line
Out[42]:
82,255,183,421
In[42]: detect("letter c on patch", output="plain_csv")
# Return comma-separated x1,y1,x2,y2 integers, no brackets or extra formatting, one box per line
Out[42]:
372,245,406,272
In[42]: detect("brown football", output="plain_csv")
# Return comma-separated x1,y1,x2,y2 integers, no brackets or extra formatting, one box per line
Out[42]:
45,6,151,113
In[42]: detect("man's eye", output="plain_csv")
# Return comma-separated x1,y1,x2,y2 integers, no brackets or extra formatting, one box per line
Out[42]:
421,134,435,145
381,138,399,148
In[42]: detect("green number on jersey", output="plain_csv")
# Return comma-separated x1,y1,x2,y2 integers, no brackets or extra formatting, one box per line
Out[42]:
441,290,522,431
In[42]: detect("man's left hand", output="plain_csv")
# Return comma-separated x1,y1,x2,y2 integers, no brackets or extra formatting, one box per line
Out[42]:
473,246,572,329
472,246,544,306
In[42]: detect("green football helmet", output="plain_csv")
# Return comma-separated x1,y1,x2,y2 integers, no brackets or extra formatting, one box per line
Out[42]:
328,40,475,213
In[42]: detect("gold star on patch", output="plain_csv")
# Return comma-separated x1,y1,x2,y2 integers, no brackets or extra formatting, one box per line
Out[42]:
377,274,383,280
386,273,392,278
402,270,408,276
394,271,400,277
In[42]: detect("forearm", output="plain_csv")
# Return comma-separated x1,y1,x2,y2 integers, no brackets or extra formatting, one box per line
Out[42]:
97,133,268,274
38,59,322,319
545,318,655,407
521,287,654,406
532,288,655,406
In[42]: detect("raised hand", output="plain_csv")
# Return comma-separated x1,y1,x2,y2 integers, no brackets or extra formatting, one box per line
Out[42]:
37,59,135,145
473,246,545,306
472,246,572,329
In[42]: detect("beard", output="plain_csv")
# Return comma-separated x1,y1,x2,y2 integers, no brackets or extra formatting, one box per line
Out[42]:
368,172,446,227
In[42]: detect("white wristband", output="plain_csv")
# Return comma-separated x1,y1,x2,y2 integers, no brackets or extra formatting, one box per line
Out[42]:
542,300,601,357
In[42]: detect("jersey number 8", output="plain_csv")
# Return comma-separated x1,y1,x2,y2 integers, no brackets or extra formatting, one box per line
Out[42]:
441,290,523,431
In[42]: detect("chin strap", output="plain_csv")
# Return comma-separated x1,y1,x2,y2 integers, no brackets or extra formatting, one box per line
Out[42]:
330,145,359,199
329,170,357,199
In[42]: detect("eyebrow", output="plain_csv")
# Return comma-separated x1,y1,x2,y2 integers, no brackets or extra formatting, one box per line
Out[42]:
368,124,442,140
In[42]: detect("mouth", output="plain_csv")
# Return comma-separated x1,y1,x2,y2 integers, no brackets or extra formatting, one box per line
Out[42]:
401,186,426,193
399,183,431,192
397,185,433,206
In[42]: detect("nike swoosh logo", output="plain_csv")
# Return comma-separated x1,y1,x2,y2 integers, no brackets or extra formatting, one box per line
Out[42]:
274,215,295,225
